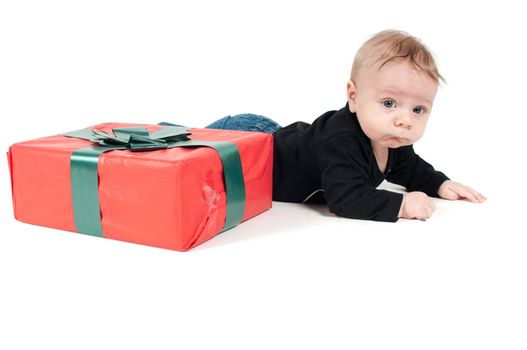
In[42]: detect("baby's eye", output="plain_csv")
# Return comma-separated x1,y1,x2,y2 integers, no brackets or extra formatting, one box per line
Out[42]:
383,99,395,108
413,106,426,114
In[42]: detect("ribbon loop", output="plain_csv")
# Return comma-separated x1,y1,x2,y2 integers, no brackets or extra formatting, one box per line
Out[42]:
64,126,191,151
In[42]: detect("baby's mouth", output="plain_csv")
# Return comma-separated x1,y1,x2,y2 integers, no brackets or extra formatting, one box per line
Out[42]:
386,136,410,145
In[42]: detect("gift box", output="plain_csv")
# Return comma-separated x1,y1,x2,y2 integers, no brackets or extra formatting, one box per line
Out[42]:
7,123,273,251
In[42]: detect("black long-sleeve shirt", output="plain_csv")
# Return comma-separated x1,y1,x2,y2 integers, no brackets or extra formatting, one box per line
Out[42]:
272,104,449,222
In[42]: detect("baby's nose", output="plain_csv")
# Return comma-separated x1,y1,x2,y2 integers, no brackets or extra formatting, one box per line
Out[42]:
395,112,412,129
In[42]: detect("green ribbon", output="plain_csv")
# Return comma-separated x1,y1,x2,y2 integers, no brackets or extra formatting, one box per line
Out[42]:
63,126,246,237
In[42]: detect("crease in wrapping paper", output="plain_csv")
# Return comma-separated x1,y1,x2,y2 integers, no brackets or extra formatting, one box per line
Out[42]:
8,123,273,251
189,184,221,250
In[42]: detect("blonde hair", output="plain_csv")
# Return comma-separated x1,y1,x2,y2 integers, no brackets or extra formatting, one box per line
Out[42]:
350,30,444,84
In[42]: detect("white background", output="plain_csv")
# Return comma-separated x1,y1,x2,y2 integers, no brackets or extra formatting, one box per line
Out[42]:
1,1,526,349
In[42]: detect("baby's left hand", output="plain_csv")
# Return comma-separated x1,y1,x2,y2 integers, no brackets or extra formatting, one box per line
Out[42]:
438,180,486,203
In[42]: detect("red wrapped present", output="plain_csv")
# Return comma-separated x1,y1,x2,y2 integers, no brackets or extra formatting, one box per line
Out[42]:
7,123,273,251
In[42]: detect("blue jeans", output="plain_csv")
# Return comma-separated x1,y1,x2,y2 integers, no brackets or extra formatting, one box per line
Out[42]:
159,113,282,134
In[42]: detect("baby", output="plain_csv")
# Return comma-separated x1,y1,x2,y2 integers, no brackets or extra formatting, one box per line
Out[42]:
161,30,486,221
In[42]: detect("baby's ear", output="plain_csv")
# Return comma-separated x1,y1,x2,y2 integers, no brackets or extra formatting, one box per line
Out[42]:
347,80,358,113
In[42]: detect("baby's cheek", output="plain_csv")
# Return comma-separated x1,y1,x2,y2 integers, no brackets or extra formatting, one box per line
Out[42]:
413,127,427,140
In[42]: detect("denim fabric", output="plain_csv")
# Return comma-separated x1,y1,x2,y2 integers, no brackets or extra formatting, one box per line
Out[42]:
158,114,282,134
206,114,281,134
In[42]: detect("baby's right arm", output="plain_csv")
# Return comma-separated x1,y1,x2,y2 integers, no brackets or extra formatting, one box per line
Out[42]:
398,191,436,221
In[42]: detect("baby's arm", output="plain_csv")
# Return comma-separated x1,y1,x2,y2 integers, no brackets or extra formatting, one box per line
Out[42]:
437,180,486,203
387,146,485,220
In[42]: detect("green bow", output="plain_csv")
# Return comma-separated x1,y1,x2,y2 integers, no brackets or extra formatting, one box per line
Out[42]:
63,126,246,238
64,125,192,151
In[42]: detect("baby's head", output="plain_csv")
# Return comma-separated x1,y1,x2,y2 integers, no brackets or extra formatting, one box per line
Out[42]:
347,30,443,148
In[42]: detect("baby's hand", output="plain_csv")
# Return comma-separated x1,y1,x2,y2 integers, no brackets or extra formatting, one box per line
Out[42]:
398,192,436,221
438,180,486,203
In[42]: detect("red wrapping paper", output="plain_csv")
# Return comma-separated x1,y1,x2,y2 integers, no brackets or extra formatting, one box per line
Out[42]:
7,123,273,251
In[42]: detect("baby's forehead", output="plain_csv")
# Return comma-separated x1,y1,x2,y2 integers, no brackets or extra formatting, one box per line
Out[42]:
361,60,437,98
360,57,435,82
